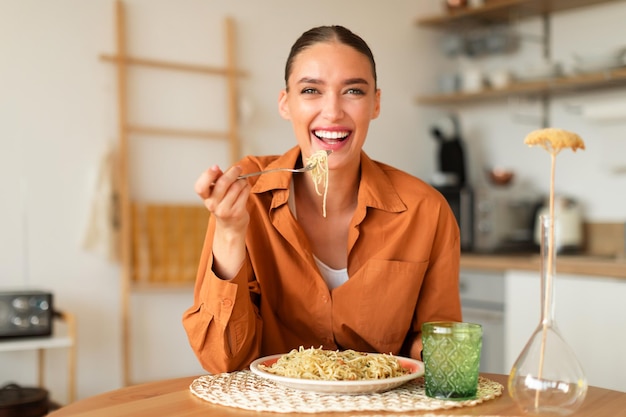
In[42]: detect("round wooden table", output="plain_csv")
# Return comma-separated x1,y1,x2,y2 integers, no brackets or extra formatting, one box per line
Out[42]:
49,373,626,417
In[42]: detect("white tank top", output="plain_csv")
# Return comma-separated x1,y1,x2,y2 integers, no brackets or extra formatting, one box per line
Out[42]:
313,255,348,290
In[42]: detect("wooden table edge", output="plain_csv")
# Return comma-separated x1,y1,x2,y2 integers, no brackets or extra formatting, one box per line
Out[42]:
49,373,626,417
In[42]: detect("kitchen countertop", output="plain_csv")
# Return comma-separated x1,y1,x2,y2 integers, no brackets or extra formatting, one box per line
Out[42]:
461,252,626,280
461,222,626,279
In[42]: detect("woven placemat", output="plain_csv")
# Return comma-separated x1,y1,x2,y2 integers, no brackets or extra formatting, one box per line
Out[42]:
189,371,503,413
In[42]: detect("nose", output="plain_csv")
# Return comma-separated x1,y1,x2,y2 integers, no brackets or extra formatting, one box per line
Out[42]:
321,93,343,121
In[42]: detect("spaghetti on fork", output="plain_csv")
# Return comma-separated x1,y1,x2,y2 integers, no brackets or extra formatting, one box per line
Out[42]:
305,150,331,218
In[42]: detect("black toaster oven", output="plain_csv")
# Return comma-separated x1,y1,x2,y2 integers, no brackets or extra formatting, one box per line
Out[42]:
0,290,54,339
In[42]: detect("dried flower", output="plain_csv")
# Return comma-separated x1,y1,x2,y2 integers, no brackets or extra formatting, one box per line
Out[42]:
524,128,586,155
525,127,586,401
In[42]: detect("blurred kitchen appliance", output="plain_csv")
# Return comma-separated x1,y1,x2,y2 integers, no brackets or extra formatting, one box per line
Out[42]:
533,196,584,253
436,186,474,252
473,188,539,253
431,114,473,250
430,114,467,188
0,383,50,417
0,290,53,339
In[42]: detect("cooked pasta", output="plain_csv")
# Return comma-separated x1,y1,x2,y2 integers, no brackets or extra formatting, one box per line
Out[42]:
305,150,330,218
258,346,410,381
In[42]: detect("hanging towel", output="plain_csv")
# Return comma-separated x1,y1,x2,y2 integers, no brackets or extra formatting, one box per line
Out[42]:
82,142,121,262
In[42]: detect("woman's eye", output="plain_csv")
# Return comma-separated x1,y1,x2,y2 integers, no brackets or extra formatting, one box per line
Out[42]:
346,88,365,95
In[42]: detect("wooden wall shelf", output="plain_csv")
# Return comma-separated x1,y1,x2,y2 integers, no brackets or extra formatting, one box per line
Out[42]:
417,67,626,105
416,0,622,28
415,0,626,110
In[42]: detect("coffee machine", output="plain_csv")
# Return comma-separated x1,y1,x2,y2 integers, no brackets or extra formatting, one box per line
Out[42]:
431,114,467,188
430,114,473,251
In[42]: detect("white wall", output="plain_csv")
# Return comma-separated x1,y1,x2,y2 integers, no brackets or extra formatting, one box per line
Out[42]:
1,0,625,404
0,0,440,403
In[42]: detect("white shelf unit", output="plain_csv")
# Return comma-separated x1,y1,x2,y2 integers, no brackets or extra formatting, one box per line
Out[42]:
0,311,76,404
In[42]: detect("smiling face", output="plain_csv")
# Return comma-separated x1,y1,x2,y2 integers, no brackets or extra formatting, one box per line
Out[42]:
278,41,381,171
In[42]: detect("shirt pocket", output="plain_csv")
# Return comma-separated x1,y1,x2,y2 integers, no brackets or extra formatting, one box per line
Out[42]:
356,259,428,349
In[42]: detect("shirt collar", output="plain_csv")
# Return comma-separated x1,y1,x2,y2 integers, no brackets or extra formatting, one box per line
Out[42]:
251,146,407,214
250,146,301,195
358,152,407,213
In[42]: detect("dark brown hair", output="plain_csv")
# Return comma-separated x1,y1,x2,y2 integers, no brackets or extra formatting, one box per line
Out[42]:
284,25,377,90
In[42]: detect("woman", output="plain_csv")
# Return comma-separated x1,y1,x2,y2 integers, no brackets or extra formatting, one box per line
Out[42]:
183,25,461,374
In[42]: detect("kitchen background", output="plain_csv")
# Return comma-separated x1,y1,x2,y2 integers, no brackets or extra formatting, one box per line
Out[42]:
1,0,625,406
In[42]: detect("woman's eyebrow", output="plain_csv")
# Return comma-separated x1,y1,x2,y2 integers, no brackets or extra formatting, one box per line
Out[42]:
296,77,323,85
343,78,369,86
295,77,370,86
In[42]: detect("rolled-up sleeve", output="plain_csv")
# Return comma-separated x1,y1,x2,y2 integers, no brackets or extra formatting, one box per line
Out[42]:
182,221,262,373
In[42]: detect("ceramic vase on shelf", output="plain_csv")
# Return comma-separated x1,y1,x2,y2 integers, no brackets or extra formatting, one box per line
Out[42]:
508,215,588,415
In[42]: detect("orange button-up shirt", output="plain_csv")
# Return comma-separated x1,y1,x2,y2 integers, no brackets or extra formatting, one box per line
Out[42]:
183,147,462,373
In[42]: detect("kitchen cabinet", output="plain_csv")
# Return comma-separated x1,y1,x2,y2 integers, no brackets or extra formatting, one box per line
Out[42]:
415,0,626,108
504,270,626,392
459,269,506,374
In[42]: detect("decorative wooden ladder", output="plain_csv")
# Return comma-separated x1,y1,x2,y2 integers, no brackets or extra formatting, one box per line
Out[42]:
101,0,246,386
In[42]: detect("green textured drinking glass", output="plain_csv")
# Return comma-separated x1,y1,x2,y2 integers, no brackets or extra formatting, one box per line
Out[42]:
422,321,483,400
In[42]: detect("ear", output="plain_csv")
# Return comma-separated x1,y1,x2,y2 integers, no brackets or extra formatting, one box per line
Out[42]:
371,88,381,120
278,89,291,120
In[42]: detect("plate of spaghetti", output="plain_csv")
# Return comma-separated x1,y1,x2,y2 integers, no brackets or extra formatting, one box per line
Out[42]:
249,346,424,394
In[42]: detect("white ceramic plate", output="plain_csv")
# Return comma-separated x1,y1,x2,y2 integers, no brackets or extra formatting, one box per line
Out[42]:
249,353,424,394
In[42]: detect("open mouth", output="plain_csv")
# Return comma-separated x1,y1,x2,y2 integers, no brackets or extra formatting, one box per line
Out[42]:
313,129,351,145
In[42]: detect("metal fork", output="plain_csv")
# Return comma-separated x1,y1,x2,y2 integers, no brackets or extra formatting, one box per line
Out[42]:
237,164,315,179
237,150,332,179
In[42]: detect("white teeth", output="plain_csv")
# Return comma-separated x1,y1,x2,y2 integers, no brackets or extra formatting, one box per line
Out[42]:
314,130,349,140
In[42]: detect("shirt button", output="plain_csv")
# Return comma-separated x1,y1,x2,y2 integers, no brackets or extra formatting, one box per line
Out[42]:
222,299,233,307
321,296,328,303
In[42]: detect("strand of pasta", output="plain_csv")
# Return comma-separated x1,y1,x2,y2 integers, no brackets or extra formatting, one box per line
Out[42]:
305,150,329,218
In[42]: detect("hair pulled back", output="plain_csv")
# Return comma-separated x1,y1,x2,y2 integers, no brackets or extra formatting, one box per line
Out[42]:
284,25,377,90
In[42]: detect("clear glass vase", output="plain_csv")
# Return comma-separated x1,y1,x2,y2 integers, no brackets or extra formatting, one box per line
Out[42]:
508,215,588,415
